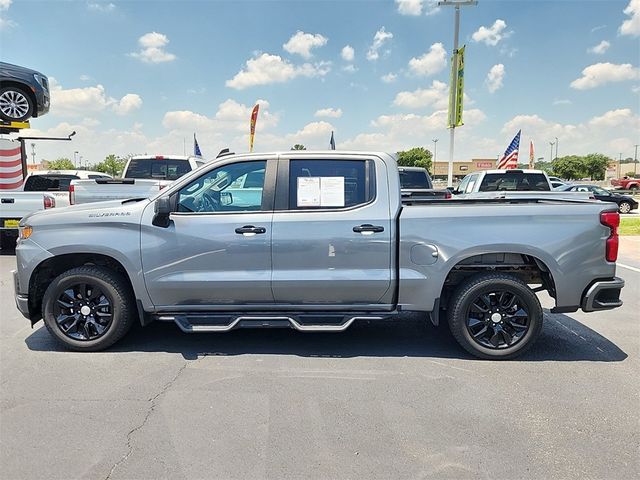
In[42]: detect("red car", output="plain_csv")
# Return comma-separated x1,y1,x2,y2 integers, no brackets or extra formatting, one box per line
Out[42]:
611,176,639,192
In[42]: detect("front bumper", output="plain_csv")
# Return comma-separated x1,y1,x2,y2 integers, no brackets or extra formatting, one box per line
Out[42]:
581,277,624,312
12,269,30,319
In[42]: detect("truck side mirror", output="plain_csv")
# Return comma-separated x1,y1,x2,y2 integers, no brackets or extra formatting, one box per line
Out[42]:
152,196,174,228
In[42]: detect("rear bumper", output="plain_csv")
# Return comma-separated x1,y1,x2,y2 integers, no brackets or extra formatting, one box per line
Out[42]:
12,270,30,319
581,277,624,312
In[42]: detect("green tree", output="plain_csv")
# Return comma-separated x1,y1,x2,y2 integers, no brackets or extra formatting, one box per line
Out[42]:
291,144,306,150
552,155,586,180
583,153,610,181
94,154,126,177
47,158,75,170
396,147,433,172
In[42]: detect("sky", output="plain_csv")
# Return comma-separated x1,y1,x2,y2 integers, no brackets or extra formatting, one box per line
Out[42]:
1,0,639,166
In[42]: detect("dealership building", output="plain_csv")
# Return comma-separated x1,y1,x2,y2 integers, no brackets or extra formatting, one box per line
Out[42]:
431,158,498,181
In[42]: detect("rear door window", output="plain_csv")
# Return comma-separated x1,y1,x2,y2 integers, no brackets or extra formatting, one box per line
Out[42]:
399,170,432,189
288,159,374,210
24,175,77,192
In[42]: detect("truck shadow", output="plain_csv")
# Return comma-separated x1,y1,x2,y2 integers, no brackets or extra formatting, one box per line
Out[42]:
24,311,628,362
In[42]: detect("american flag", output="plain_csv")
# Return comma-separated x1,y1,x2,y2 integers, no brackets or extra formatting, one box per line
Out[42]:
0,140,24,190
497,130,521,169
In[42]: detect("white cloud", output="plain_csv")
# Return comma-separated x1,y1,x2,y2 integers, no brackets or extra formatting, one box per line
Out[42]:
49,78,142,117
472,19,512,46
342,64,357,73
381,73,397,83
366,27,393,61
395,0,439,16
283,31,328,59
87,2,116,12
620,0,640,37
588,40,610,54
632,85,640,93
485,64,505,93
396,0,422,15
226,53,330,90
341,45,354,62
591,24,607,33
79,74,91,81
408,42,447,76
129,32,177,64
501,109,640,159
570,62,640,89
393,80,448,109
588,108,637,128
112,94,142,115
553,99,572,106
0,0,15,29
314,108,343,118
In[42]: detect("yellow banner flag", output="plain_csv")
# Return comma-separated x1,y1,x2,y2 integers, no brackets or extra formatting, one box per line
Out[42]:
447,45,465,128
249,104,259,152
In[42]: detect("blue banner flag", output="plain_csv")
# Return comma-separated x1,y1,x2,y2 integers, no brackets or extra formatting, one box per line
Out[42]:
194,133,202,157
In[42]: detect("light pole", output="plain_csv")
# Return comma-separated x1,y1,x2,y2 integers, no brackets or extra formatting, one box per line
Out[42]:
634,144,638,176
30,143,36,165
432,138,438,177
438,0,478,187
74,151,79,168
618,153,622,179
555,137,559,160
549,141,555,162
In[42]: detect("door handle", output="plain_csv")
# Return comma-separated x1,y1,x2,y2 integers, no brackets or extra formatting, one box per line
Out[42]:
353,224,384,234
235,225,267,235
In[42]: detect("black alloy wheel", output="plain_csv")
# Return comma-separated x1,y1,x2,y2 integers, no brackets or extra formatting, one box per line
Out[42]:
53,283,113,341
42,266,135,351
447,272,543,360
465,290,530,349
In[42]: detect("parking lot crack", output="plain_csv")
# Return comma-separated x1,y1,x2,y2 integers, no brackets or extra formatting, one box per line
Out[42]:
104,361,188,480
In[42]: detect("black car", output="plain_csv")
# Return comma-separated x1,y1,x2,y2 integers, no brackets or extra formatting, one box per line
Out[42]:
0,62,50,122
555,184,638,213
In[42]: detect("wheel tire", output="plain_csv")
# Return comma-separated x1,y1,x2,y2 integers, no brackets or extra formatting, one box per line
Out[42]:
618,202,631,214
447,272,543,360
0,86,34,122
42,266,135,351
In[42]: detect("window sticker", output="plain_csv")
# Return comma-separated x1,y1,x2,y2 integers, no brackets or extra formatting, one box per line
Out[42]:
319,176,345,207
297,177,321,207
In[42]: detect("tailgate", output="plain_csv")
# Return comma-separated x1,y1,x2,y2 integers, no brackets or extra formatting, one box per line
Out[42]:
71,178,163,204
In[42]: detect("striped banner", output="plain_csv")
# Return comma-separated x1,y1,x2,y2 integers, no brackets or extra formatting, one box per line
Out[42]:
0,142,25,190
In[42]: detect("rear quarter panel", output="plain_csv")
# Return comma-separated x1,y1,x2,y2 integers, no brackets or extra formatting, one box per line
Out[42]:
399,201,617,311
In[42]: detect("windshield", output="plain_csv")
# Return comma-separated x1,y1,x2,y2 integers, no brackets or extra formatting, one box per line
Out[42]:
125,158,191,181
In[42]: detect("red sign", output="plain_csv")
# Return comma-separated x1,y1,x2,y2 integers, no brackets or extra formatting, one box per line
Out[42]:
475,161,494,168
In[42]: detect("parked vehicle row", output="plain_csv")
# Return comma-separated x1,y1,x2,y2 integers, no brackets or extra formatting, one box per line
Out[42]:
14,151,624,360
70,155,206,204
555,184,638,214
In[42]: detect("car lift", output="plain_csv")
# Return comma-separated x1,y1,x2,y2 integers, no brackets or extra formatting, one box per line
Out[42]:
0,120,31,135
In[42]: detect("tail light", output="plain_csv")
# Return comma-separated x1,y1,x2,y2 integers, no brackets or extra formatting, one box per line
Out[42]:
43,195,55,209
600,211,619,262
443,191,452,199
69,184,75,205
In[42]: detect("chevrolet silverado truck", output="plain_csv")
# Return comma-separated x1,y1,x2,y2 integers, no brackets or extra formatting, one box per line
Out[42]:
13,151,624,359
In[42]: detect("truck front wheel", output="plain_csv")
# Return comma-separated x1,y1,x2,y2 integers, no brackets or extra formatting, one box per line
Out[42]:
42,266,135,351
447,273,543,360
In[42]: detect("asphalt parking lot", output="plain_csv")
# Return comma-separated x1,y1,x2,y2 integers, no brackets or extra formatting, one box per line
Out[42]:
1,240,638,480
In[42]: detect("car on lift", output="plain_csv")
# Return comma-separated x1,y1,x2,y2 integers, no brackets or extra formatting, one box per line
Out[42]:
0,62,50,122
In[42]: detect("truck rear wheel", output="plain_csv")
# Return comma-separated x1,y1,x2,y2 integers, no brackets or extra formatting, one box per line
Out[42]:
42,266,135,351
447,273,543,360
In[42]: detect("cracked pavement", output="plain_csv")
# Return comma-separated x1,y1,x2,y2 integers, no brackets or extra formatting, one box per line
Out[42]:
0,241,638,479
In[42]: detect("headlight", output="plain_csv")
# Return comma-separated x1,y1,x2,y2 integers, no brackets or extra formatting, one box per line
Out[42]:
19,225,33,240
33,74,48,91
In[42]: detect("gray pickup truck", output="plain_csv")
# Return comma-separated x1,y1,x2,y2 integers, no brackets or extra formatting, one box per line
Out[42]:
13,151,624,359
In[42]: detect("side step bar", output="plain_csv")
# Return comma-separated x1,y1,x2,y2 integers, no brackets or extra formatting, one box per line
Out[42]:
157,314,385,333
